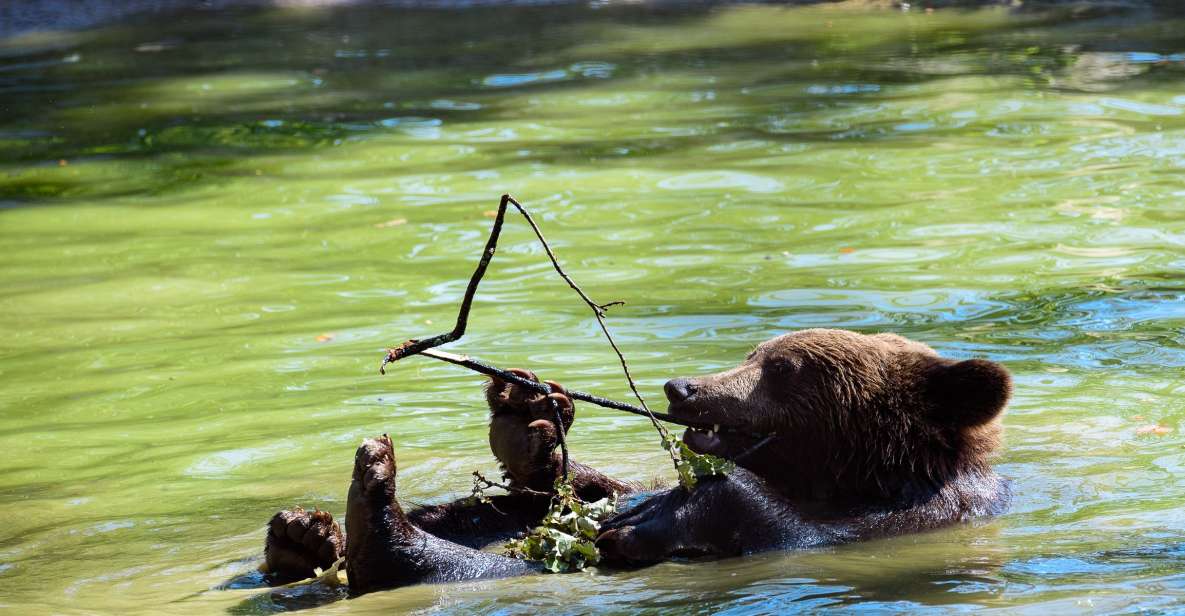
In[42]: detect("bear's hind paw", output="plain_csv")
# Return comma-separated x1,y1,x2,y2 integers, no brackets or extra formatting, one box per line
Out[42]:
263,507,344,583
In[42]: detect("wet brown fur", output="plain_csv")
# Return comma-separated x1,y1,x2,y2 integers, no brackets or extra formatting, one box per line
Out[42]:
262,328,1012,589
669,329,1009,512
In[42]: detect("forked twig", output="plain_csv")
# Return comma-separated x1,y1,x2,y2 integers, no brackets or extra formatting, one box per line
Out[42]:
379,194,686,478
503,198,653,416
378,194,513,369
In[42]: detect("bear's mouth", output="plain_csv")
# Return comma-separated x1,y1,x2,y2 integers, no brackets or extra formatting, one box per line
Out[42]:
683,424,776,463
682,425,725,455
668,398,763,456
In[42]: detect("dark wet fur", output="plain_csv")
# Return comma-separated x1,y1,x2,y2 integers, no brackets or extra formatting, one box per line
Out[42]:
261,329,1012,593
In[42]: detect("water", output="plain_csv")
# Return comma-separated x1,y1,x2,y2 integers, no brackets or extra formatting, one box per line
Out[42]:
3,2,1185,613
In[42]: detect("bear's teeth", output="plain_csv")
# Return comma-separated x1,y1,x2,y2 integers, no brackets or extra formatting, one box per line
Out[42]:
707,429,715,438
713,424,720,433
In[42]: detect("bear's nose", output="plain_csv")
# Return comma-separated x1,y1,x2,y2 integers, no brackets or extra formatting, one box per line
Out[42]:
664,378,697,403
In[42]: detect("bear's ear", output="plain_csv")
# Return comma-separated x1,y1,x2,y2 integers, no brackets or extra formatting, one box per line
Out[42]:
924,358,1011,428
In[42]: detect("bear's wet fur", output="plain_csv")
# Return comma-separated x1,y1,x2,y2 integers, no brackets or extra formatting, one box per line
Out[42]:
669,330,1010,512
262,328,1011,591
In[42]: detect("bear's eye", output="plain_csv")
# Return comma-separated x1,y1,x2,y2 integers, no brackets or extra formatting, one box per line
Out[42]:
766,355,799,375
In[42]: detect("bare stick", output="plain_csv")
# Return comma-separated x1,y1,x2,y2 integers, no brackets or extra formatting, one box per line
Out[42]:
379,194,512,371
732,433,777,463
551,399,569,484
419,349,732,431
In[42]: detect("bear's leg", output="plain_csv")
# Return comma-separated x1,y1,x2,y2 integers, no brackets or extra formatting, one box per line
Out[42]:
345,434,537,594
405,460,637,549
407,493,550,549
596,470,793,565
595,490,688,566
263,507,344,582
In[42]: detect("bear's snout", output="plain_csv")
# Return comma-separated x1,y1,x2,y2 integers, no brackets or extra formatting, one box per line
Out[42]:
664,378,697,404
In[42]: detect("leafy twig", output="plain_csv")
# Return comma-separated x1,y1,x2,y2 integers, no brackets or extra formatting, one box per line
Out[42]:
503,479,617,573
471,470,553,499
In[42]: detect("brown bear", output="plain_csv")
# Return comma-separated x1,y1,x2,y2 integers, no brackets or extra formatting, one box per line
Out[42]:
262,328,1011,592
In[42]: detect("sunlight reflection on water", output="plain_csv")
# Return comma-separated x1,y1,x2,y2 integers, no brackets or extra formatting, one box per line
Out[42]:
5,2,1185,614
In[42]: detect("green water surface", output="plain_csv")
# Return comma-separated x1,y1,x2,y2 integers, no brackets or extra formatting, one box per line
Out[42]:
4,2,1185,613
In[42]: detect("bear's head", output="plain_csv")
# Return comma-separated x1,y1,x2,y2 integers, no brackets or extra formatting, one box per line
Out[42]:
665,329,1010,509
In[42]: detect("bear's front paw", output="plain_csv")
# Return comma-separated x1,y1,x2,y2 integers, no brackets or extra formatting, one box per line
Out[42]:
596,526,663,566
595,526,639,564
487,370,575,488
263,507,343,582
486,369,575,429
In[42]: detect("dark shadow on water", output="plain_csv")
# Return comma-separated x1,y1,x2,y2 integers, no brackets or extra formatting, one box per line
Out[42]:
224,579,348,614
3,2,1185,207
197,565,349,614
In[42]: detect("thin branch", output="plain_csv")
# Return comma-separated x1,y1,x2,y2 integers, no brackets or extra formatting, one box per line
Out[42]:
550,398,569,483
380,194,701,479
732,433,777,463
379,194,511,372
503,197,619,319
503,196,673,455
472,470,553,498
419,349,732,432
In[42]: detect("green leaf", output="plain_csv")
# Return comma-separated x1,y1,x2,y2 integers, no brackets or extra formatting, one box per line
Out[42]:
575,515,599,539
542,554,566,573
662,433,735,490
502,477,618,572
